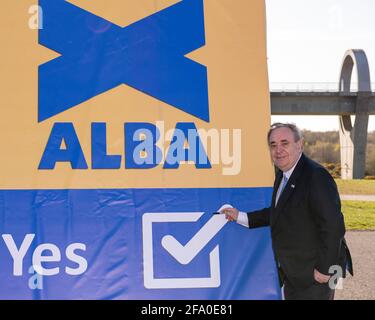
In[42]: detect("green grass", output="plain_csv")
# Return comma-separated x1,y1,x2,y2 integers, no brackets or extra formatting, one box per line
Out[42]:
335,179,375,195
342,201,375,230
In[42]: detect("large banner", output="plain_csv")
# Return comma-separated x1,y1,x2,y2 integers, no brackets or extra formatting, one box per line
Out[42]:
0,0,281,299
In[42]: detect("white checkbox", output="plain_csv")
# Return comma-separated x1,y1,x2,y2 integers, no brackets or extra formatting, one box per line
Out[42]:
142,205,232,289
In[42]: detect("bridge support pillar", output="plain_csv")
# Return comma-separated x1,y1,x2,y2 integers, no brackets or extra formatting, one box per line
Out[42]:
338,50,370,179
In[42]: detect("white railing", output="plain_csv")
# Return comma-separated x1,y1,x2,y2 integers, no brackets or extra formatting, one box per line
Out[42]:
269,82,375,92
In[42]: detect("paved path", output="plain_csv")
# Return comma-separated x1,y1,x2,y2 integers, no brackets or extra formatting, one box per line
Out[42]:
340,194,375,201
335,231,375,300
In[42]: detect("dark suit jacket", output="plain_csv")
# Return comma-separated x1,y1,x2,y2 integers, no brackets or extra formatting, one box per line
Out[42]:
248,153,353,289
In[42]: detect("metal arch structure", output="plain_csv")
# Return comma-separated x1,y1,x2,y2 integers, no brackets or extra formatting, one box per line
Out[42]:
338,49,371,179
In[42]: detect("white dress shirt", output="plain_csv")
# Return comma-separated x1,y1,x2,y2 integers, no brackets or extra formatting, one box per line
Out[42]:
237,153,302,227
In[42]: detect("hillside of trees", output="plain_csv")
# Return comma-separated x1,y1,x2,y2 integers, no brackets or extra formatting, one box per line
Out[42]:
302,130,375,178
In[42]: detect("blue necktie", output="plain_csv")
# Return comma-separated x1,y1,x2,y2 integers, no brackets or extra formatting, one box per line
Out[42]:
275,175,288,206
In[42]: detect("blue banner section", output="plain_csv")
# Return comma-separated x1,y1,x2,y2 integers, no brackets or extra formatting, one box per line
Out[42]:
0,188,281,300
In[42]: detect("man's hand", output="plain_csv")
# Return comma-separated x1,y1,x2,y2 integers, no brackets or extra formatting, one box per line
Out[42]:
221,207,239,222
314,269,330,283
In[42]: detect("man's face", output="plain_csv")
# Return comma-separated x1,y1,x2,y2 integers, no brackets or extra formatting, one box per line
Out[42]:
269,127,303,172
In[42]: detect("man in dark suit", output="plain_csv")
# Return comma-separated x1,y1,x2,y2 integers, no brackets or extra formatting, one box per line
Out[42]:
222,123,353,300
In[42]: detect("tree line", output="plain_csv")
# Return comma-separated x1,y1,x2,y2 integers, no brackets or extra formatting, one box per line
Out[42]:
302,130,375,178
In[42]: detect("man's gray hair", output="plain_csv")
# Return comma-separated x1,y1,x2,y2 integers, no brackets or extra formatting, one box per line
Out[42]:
267,122,303,143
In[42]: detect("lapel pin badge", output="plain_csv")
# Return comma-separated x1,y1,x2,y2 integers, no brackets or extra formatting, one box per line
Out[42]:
291,184,295,188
